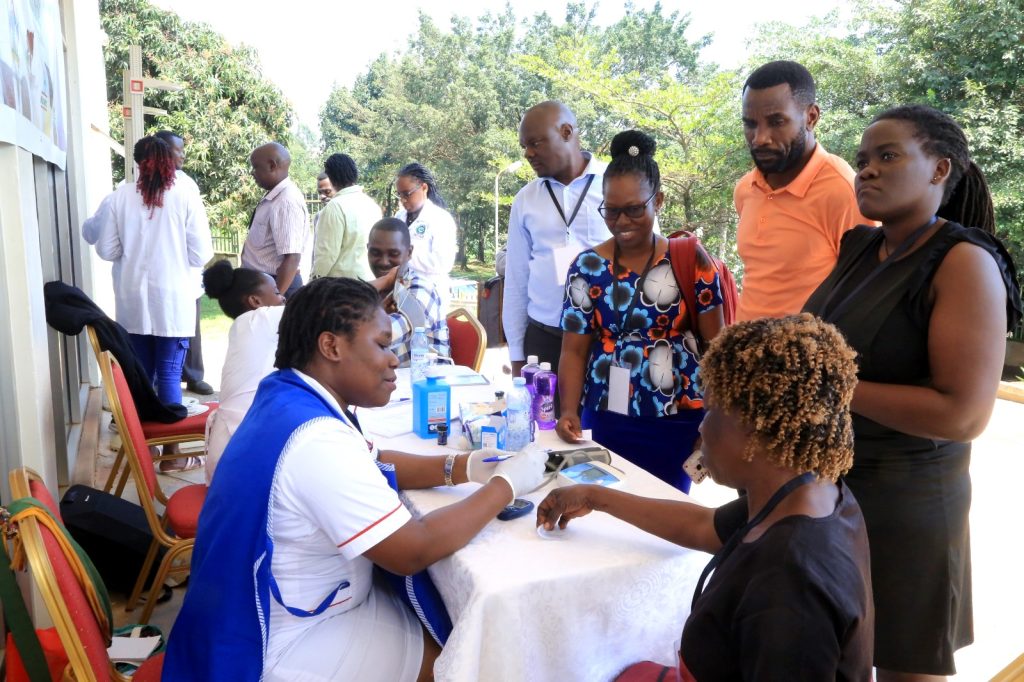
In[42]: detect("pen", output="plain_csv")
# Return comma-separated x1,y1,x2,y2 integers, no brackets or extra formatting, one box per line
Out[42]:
482,454,514,463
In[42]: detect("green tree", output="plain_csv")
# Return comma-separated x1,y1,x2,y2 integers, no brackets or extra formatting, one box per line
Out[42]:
100,0,316,241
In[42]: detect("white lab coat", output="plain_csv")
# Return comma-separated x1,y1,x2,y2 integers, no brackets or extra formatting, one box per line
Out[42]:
395,199,457,308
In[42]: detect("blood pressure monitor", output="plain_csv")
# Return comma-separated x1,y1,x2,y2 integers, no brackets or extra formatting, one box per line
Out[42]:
556,461,625,489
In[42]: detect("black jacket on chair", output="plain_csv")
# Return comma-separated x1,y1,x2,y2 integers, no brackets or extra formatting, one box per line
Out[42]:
43,281,187,423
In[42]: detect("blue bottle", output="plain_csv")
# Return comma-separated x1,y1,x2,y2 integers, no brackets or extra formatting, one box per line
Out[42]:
504,377,533,451
413,366,450,439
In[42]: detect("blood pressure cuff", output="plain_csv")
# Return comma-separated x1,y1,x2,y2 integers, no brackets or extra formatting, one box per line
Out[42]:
375,461,454,646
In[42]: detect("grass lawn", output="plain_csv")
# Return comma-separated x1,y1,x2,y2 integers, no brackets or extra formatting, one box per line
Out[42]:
199,295,233,339
452,259,496,283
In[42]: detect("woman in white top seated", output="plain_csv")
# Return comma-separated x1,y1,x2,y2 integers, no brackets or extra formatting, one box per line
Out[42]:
200,259,286,483
164,277,546,681
93,135,213,406
394,162,458,309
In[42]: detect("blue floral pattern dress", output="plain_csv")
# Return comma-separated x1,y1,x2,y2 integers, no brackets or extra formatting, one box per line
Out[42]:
561,247,723,416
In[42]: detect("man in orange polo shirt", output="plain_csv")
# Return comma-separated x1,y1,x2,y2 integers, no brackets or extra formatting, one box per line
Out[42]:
734,60,871,321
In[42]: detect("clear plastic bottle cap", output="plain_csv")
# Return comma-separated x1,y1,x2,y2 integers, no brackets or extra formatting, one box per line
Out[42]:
526,355,539,364
512,377,526,386
539,362,552,370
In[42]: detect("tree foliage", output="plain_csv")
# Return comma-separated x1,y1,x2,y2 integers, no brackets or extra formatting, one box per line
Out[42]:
99,0,316,237
320,3,714,268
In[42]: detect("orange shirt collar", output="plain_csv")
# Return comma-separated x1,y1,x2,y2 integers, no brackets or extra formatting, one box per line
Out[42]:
749,141,827,199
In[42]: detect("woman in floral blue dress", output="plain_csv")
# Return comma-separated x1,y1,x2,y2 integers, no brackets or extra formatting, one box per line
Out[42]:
556,130,724,491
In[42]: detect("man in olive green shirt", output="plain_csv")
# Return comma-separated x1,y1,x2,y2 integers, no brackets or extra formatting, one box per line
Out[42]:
310,153,382,280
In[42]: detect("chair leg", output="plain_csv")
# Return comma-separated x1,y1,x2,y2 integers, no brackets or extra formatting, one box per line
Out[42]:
139,540,193,624
114,463,131,497
103,448,125,493
127,537,162,613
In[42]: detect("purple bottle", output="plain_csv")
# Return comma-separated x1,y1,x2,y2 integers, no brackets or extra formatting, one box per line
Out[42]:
533,362,557,430
521,354,542,396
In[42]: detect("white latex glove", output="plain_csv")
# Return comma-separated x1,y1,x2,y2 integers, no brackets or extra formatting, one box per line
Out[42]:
489,447,548,505
467,448,515,484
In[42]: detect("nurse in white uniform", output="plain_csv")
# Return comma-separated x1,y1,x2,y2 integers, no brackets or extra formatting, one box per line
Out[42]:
394,163,458,311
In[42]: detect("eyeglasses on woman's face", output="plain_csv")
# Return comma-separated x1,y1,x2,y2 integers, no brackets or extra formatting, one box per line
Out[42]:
396,183,423,200
598,192,657,222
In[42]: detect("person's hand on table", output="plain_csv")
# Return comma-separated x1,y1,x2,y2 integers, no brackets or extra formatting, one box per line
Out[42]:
466,448,515,484
536,485,596,530
489,447,547,504
556,413,583,443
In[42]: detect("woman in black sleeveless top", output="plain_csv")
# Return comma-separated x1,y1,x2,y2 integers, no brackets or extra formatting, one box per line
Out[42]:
805,105,1022,680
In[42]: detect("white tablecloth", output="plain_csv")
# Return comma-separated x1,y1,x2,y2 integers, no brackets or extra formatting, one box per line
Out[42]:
357,370,709,682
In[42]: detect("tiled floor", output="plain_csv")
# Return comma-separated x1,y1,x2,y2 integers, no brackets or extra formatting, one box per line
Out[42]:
81,345,1024,679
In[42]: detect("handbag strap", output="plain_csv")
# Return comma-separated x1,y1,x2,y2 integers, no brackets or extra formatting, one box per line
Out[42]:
669,234,701,334
1,508,54,682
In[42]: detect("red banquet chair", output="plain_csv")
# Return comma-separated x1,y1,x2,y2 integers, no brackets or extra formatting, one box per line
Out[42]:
9,466,62,521
96,348,207,624
446,307,487,372
86,325,218,496
10,496,165,681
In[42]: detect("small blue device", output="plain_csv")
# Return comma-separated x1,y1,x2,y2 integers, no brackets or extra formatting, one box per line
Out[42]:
496,498,534,521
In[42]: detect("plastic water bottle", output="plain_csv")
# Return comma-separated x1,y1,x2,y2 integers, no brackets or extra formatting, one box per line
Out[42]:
504,377,532,451
410,327,429,385
533,362,557,430
413,366,450,439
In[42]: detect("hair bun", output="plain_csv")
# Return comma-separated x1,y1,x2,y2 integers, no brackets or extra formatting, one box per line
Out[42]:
202,259,235,299
610,130,656,159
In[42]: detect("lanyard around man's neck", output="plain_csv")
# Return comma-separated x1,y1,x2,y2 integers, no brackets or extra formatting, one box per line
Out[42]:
544,174,595,237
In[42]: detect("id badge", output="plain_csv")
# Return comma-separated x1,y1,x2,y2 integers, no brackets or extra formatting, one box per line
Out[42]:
552,239,583,287
607,362,631,415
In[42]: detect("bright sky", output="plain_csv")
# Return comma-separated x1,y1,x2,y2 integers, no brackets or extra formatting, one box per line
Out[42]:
150,0,846,134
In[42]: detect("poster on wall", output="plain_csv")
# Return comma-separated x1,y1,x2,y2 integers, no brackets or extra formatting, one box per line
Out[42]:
0,0,67,168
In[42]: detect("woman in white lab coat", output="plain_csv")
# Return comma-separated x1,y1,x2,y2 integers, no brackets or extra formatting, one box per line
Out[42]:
95,135,213,406
394,162,457,309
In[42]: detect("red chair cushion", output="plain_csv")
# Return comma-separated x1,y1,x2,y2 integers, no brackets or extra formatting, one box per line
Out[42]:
142,403,219,440
166,484,208,538
133,651,165,681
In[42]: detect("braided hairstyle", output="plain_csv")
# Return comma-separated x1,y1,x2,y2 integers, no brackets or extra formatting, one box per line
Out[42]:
133,136,176,214
324,153,358,189
605,130,660,193
872,105,996,233
275,277,381,371
699,313,858,482
202,260,270,319
397,162,448,210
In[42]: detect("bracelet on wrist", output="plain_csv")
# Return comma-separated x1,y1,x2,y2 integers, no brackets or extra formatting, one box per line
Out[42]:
443,453,456,487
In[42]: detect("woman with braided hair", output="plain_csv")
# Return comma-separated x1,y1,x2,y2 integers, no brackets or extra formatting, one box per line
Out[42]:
805,105,1022,680
538,314,874,680
94,135,212,408
394,162,458,308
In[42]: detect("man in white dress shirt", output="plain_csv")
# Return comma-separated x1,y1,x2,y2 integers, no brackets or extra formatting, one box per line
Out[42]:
503,101,610,376
242,142,310,299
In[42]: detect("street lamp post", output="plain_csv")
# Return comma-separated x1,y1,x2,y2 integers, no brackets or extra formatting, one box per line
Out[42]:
494,160,524,257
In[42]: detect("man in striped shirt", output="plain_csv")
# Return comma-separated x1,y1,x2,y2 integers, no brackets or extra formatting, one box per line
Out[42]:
367,218,450,366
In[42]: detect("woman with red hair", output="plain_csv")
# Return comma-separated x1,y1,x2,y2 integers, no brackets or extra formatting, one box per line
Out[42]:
94,135,213,407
